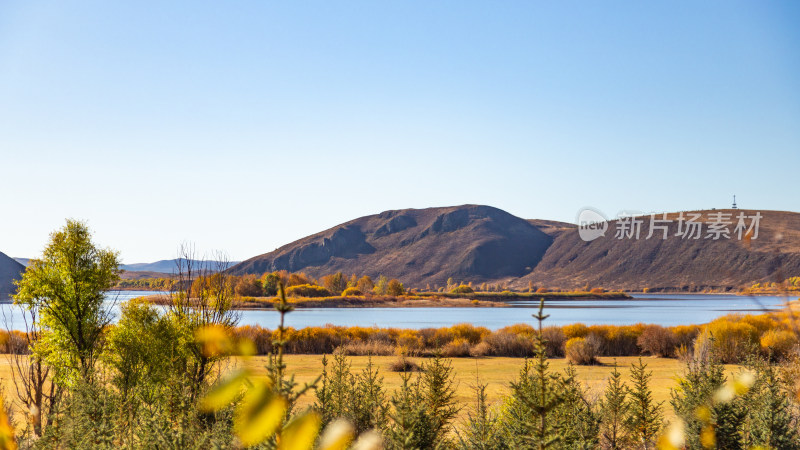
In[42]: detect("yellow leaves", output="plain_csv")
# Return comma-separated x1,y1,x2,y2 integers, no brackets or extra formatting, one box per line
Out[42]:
195,324,232,358
200,368,250,412
350,430,383,450
201,370,298,448
695,405,711,423
699,425,716,448
317,419,355,450
732,370,755,395
713,370,755,403
278,412,321,450
195,324,257,358
656,421,684,450
235,379,288,447
238,338,257,357
0,397,15,450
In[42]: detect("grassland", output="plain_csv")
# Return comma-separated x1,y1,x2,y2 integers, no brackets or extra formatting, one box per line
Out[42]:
236,355,740,421
0,354,743,429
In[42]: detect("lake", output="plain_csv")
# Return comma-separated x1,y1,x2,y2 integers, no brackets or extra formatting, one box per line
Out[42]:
1,291,794,330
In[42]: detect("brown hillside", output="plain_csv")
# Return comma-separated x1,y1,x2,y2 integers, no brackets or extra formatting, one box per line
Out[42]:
512,209,800,291
231,207,800,291
230,205,553,286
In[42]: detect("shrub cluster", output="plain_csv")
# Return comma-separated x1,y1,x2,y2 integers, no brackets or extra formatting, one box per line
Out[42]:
285,284,332,298
226,307,800,363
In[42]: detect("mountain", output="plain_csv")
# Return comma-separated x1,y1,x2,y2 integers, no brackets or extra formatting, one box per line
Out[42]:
0,251,25,298
230,206,800,291
230,205,554,286
13,257,30,267
511,209,800,291
121,259,241,274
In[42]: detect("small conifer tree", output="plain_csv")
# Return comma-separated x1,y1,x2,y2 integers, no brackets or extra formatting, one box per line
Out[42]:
671,346,749,450
743,362,800,449
503,298,566,449
625,358,663,449
556,365,599,449
598,361,630,449
458,379,504,449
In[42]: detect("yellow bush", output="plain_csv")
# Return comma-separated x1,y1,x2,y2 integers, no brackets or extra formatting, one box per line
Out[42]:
760,329,798,360
565,337,597,365
562,323,589,339
500,323,537,338
285,284,331,298
450,285,475,294
341,287,363,297
442,337,471,357
696,319,759,363
447,323,490,344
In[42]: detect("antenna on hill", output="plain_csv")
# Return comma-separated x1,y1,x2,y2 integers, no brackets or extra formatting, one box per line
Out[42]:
732,195,738,209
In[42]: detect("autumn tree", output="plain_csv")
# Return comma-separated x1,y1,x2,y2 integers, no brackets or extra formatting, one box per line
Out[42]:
14,219,121,384
321,272,347,295
286,272,311,287
234,274,262,297
373,275,389,295
356,275,374,294
261,271,281,296
168,244,240,399
387,279,405,296
4,301,58,438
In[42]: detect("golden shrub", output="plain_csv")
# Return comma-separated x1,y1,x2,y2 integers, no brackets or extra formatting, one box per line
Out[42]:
565,337,597,365
450,285,474,294
341,287,363,297
441,337,471,357
760,329,798,360
637,325,677,357
562,323,589,339
286,284,331,298
695,319,759,363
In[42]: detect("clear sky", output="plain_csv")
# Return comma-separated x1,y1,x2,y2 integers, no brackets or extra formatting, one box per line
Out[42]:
1,1,799,263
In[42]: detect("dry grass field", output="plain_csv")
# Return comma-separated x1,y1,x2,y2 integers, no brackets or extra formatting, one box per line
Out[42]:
237,355,741,421
0,354,741,429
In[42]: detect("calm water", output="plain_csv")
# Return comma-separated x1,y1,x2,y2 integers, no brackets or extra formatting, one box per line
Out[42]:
0,292,794,330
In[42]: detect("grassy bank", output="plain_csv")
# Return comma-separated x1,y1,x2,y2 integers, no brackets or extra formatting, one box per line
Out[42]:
416,290,631,300
141,290,629,309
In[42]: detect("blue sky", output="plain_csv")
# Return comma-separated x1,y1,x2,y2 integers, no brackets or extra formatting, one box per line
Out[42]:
1,1,799,263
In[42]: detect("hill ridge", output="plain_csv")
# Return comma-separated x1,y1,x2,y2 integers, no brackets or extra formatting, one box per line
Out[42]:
230,205,800,290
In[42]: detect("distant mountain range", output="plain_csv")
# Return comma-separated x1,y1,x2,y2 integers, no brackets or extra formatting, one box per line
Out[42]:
119,259,241,274
15,258,240,274
8,258,241,285
229,205,800,291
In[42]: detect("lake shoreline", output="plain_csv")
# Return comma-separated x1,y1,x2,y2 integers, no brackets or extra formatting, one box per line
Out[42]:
138,291,632,309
